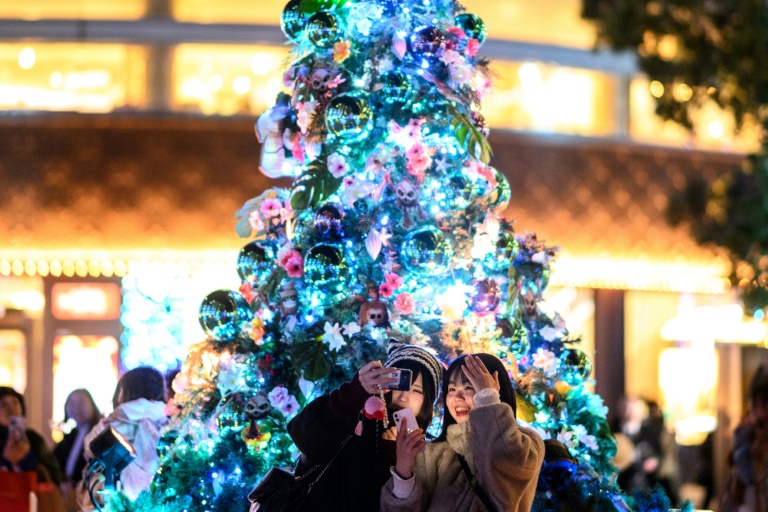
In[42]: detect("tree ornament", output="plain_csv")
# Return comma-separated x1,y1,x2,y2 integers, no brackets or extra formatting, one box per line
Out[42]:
325,91,374,142
198,290,253,341
400,226,453,276
358,298,389,328
409,26,446,59
281,0,306,41
558,348,592,385
515,261,551,296
454,13,487,46
373,70,415,108
485,231,519,272
446,174,479,209
236,241,277,285
496,317,529,361
244,391,272,420
485,168,511,211
304,243,349,292
470,278,501,315
306,11,341,49
216,403,246,433
394,177,427,229
314,203,345,240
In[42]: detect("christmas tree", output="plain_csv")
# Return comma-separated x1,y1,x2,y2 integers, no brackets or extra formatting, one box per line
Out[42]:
115,1,663,511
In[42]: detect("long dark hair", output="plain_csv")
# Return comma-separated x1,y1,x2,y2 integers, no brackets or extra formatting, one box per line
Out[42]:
113,367,166,408
385,359,437,430
436,353,516,442
64,388,102,427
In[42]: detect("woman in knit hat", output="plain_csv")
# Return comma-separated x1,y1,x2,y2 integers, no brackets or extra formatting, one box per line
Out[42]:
381,353,544,512
283,339,443,512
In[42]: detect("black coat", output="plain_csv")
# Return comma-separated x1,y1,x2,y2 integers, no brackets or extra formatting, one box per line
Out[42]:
288,375,396,512
54,427,91,483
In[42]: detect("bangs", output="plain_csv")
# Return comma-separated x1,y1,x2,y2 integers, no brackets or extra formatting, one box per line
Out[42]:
448,364,471,386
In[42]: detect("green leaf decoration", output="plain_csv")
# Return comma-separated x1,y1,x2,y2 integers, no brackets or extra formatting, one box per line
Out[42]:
299,0,348,14
451,112,493,164
235,216,253,238
290,340,332,381
290,158,343,211
515,393,538,423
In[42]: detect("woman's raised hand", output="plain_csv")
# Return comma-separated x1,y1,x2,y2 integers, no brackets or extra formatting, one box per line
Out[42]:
394,418,426,479
358,361,400,395
461,355,501,393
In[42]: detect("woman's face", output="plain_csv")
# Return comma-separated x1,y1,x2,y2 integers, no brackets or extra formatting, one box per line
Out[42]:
390,372,425,419
66,392,95,425
445,367,475,424
0,394,23,426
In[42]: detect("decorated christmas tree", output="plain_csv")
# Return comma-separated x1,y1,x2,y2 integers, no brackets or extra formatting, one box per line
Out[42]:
114,1,668,511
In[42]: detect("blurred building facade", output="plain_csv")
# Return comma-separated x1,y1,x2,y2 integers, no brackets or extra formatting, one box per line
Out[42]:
0,1,766,505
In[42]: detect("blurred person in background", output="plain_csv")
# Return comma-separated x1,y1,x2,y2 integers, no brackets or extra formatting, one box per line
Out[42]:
0,386,63,486
54,389,102,511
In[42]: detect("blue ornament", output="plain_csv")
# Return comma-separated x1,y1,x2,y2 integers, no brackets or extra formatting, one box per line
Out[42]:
237,241,277,285
281,0,306,40
540,459,577,491
409,26,446,59
306,11,340,48
559,348,592,384
400,226,453,276
314,203,345,240
485,231,519,272
325,91,373,142
304,243,349,293
470,278,500,315
496,317,529,360
198,290,253,341
486,168,511,211
373,71,415,108
454,13,487,45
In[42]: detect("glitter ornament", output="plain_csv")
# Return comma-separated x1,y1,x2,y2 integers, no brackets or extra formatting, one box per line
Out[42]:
559,348,592,384
485,231,519,272
198,290,253,341
496,317,529,360
280,0,306,41
470,278,501,315
400,226,453,276
486,168,511,211
409,26,446,59
454,13,487,45
306,11,341,49
325,91,374,142
373,70,415,108
304,243,349,291
299,0,348,12
314,203,345,240
236,241,277,285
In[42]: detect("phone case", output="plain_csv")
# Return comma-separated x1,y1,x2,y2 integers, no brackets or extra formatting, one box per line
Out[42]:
392,408,419,432
389,369,412,391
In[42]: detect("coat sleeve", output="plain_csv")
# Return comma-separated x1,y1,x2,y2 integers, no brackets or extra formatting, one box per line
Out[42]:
288,374,369,463
26,429,64,486
469,402,545,505
380,473,428,512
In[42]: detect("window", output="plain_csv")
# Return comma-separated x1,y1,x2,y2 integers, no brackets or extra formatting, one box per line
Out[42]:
0,43,147,112
0,0,146,20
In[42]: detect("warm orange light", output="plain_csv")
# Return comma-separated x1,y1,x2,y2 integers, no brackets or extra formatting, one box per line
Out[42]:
51,283,121,320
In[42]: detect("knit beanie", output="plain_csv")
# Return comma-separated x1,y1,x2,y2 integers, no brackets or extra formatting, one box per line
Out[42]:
384,339,443,396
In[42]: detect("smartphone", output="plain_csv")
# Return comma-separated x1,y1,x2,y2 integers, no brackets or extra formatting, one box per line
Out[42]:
387,369,412,391
392,408,419,433
8,415,26,442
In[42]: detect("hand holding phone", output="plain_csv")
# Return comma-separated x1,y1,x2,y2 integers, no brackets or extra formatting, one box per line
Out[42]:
392,408,419,433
